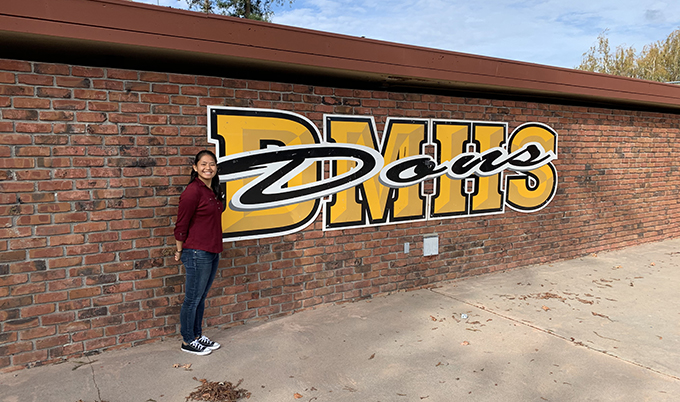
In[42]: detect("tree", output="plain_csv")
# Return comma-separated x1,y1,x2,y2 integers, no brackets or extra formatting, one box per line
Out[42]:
577,29,680,83
186,0,292,22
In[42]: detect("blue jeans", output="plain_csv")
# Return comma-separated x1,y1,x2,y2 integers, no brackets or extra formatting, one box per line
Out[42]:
180,249,219,343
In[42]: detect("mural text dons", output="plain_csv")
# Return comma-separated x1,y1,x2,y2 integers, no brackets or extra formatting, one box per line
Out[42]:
208,107,558,241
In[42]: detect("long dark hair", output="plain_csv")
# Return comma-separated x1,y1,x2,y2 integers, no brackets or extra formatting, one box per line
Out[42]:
190,150,223,200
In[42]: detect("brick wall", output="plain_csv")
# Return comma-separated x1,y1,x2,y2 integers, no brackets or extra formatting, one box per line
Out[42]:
1,57,679,371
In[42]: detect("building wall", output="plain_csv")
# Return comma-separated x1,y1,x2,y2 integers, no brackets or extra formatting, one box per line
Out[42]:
0,57,679,371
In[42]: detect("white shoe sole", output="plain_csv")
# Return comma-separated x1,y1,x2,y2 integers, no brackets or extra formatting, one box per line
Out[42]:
181,347,211,356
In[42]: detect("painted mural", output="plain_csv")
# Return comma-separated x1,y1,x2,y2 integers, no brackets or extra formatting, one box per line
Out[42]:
208,107,558,241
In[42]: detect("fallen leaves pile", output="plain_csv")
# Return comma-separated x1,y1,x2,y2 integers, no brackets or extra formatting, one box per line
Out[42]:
185,377,251,402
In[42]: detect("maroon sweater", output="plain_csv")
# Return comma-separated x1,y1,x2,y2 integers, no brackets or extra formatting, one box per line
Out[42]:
174,179,224,254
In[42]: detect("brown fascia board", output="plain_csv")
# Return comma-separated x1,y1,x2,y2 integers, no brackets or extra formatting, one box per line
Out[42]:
2,0,680,111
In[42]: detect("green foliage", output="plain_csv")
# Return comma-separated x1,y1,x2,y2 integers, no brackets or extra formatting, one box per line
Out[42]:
185,0,292,21
577,29,680,82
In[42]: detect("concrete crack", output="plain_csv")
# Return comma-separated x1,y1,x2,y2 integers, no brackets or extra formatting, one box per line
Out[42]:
430,288,680,382
86,354,105,402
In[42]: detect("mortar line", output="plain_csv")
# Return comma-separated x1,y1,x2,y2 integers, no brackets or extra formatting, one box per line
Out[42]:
429,288,680,382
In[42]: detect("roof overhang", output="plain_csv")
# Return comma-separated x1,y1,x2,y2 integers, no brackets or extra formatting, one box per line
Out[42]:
2,0,680,112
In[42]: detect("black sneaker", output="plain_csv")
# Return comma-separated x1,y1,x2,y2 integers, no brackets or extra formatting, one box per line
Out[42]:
196,335,220,350
181,340,211,355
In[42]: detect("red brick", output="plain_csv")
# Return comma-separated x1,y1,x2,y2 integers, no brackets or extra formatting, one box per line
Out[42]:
0,122,13,133
0,227,31,239
20,326,56,340
0,273,28,287
32,63,68,74
19,302,54,316
35,334,70,350
53,212,87,223
84,252,116,264
10,237,47,250
74,89,107,100
15,170,51,181
107,69,138,80
53,100,87,110
16,215,51,226
105,323,136,336
37,202,72,213
2,109,38,120
0,250,27,262
34,291,68,304
0,158,34,168
76,112,106,122
39,111,74,121
15,122,52,133
71,328,102,342
0,59,32,72
17,74,52,85
72,66,104,77
140,72,168,82
29,247,63,259
37,87,71,98
12,350,49,366
109,92,139,102
73,222,107,233
84,337,117,351
0,85,33,96
9,259,46,273
152,84,179,94
51,234,85,246
17,146,51,157
48,342,84,359
89,76,122,91
88,101,119,111
69,287,101,299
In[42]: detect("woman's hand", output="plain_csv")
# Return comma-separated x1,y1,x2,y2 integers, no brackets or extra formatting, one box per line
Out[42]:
174,241,184,262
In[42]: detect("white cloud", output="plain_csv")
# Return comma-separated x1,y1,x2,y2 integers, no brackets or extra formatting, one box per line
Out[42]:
129,0,680,68
272,0,680,68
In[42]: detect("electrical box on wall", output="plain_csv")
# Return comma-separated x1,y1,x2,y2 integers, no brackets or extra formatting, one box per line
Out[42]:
423,235,439,256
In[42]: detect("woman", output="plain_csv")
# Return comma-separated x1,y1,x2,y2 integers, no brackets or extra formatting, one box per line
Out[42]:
174,150,224,355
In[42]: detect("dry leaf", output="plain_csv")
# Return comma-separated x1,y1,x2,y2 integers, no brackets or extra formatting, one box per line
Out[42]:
173,363,192,369
186,378,250,402
369,353,375,360
294,393,303,399
592,312,613,321
461,341,470,346
542,305,550,311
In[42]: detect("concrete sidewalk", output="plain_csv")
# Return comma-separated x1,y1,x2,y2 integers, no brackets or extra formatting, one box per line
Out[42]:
2,238,680,402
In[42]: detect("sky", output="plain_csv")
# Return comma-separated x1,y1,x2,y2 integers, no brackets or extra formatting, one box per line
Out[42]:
131,0,680,69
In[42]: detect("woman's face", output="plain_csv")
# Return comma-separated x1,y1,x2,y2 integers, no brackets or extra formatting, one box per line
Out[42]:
193,154,217,184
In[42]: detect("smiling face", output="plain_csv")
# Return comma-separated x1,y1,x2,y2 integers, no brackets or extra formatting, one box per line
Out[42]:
193,154,217,186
